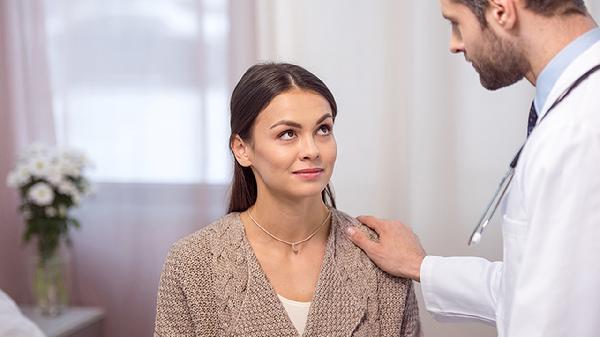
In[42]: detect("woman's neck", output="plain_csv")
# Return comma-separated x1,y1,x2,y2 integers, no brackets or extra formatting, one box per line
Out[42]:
247,192,330,243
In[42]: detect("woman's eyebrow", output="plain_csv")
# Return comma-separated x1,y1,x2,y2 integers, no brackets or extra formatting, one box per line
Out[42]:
270,113,333,129
270,120,302,129
315,113,333,125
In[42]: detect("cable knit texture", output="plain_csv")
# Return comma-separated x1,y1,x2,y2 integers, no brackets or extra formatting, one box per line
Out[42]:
154,209,421,336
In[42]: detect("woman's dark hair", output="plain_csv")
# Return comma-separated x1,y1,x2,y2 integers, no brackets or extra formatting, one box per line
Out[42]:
227,62,337,213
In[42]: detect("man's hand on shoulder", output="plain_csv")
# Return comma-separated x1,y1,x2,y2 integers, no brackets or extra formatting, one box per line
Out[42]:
346,215,426,282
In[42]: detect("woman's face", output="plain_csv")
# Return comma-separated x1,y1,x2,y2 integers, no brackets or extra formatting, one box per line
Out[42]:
239,88,337,202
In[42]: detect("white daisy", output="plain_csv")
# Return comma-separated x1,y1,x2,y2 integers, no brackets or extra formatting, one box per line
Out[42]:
27,155,52,178
6,171,19,188
44,164,64,186
6,165,32,188
27,182,55,206
58,180,77,196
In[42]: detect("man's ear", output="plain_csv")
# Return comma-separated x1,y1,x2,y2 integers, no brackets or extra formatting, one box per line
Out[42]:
231,135,252,167
487,0,518,30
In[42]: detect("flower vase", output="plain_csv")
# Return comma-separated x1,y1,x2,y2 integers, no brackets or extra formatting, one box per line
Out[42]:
33,250,68,316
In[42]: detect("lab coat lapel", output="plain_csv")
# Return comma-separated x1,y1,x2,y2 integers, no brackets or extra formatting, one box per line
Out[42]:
540,40,600,117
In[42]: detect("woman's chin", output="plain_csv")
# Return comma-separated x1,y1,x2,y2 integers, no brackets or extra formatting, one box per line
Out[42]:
260,175,333,203
282,186,330,202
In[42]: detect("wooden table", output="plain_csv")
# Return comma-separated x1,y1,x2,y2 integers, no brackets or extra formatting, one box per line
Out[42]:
20,307,105,337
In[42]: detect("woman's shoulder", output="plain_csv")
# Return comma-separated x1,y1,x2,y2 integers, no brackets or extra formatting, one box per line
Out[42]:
331,209,418,326
331,208,412,285
330,209,378,269
165,213,244,266
331,208,378,242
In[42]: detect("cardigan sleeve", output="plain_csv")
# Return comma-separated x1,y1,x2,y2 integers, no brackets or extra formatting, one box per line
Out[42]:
375,268,422,337
154,244,196,337
155,233,224,337
399,281,422,337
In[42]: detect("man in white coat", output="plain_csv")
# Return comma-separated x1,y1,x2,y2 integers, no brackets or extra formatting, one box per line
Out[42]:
346,0,600,336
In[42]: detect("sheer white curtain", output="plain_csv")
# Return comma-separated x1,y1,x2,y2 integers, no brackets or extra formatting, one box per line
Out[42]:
0,0,56,301
41,2,256,336
0,0,56,148
44,0,231,184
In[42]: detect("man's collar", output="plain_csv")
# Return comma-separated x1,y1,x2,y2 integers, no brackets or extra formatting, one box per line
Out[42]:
534,27,600,114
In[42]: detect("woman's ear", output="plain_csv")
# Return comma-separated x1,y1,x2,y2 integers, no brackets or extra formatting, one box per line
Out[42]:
231,135,252,167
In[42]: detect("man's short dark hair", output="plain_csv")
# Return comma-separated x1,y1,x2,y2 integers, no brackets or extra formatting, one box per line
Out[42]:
455,0,588,26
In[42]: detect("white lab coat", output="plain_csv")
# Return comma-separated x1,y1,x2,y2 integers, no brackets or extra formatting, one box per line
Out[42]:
420,41,600,337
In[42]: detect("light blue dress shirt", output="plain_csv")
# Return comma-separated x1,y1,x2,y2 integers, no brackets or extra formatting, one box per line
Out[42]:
534,27,600,113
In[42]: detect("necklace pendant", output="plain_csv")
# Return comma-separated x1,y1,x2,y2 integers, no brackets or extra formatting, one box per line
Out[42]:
292,243,299,254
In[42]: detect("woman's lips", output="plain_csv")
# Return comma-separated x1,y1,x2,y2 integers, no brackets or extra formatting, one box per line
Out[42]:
293,168,324,180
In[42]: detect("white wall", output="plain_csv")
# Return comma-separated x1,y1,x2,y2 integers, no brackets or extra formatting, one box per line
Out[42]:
256,1,410,219
252,1,600,336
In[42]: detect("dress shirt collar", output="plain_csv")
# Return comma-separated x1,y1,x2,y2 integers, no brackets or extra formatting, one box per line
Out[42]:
534,27,600,114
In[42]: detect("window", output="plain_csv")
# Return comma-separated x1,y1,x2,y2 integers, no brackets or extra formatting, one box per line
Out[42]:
44,0,232,184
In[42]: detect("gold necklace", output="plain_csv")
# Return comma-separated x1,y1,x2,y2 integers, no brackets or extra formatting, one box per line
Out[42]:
247,209,331,254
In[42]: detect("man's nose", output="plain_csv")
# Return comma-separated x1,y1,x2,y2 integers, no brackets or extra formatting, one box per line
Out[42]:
449,35,464,54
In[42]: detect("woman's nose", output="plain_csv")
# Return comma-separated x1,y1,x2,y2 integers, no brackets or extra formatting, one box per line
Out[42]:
300,136,320,160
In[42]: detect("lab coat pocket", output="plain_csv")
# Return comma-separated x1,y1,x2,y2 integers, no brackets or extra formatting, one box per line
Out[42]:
502,214,527,234
502,214,528,253
501,215,529,291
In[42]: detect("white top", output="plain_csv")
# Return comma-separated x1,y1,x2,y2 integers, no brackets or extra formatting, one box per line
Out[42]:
277,294,311,335
0,289,46,337
420,40,600,336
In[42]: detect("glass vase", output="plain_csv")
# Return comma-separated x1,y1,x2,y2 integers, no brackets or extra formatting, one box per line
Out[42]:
33,251,68,316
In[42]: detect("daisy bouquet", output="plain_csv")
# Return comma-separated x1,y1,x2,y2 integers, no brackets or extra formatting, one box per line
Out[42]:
6,144,93,264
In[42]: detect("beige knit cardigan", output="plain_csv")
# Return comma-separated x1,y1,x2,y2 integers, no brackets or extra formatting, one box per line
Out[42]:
154,209,421,336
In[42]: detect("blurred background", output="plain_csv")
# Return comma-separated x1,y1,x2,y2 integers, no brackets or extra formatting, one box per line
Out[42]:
1,0,599,336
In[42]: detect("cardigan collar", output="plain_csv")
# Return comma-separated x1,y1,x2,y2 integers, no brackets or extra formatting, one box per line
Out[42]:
217,209,373,337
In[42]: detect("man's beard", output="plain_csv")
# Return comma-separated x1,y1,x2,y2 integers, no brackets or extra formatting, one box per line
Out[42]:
471,29,529,90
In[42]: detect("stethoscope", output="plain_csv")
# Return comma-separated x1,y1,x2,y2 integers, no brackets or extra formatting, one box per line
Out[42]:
469,64,600,245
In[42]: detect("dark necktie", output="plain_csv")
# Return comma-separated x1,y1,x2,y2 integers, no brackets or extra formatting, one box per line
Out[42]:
527,101,538,137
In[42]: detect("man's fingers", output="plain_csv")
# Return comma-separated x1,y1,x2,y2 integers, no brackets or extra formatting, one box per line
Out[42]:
356,215,384,234
345,226,378,255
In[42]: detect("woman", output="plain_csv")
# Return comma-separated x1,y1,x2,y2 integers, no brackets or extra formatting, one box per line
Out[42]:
154,63,421,336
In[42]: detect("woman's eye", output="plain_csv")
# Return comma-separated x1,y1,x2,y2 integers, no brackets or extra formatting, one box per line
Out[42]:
317,124,332,135
279,130,296,140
